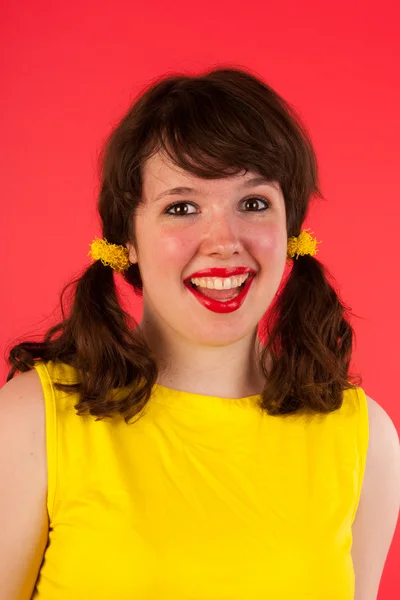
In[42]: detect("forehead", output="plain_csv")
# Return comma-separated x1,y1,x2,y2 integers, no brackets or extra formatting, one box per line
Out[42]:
141,150,279,197
142,151,193,185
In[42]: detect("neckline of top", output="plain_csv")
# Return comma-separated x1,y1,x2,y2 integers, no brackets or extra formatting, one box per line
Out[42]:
151,383,263,413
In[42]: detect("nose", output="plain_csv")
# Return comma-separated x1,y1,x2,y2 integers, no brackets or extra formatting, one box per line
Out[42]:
200,214,244,257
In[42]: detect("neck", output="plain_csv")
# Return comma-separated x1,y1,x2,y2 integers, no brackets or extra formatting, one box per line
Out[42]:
136,318,266,399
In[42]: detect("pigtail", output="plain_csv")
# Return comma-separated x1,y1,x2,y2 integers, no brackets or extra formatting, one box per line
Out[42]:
258,255,362,415
7,261,158,423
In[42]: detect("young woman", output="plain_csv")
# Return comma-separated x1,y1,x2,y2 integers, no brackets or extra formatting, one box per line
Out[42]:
1,66,399,600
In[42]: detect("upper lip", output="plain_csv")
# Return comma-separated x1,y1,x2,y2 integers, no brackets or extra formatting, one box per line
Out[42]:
184,267,257,281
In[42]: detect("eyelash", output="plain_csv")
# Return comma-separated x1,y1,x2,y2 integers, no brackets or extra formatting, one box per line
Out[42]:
164,196,271,217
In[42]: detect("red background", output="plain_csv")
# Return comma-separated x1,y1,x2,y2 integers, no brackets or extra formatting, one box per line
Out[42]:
1,0,399,596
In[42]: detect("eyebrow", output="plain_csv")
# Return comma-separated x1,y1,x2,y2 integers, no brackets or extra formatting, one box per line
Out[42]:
154,176,279,203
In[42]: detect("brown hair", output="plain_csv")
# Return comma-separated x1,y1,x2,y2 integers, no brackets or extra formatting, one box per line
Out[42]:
6,65,362,421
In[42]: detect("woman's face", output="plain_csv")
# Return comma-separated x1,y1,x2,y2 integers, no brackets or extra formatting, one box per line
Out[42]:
126,150,288,347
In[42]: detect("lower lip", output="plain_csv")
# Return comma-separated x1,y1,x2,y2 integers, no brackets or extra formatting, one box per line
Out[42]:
184,274,256,314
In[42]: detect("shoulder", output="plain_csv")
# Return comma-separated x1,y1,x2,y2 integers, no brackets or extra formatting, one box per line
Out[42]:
0,366,46,460
0,368,45,423
364,394,399,476
0,368,46,466
352,393,400,599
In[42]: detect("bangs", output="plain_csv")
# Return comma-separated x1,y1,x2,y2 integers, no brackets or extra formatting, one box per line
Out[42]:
141,76,289,185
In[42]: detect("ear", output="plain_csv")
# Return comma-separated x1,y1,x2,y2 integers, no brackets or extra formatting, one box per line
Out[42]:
125,241,138,264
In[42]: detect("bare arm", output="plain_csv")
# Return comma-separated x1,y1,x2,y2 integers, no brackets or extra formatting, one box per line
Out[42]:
352,395,400,600
0,369,49,600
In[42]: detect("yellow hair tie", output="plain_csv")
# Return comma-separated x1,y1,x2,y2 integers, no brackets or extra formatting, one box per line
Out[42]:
287,228,321,260
88,229,321,273
88,237,131,273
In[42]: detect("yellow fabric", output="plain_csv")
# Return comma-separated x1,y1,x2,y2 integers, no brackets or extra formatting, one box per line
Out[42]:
32,360,369,600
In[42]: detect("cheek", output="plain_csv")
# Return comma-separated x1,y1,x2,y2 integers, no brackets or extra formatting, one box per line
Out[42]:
163,234,193,260
251,224,287,260
145,231,194,276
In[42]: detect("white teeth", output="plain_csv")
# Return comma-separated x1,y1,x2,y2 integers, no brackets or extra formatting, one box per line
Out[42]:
223,278,233,290
190,273,250,289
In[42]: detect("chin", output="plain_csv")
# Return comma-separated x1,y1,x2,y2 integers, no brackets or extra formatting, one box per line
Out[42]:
185,323,258,347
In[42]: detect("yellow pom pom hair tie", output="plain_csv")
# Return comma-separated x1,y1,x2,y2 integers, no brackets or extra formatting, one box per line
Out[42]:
88,237,131,274
88,229,321,272
287,229,321,260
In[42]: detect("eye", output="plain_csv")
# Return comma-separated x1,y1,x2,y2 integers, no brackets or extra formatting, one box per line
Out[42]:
241,196,271,211
164,202,198,217
164,196,271,217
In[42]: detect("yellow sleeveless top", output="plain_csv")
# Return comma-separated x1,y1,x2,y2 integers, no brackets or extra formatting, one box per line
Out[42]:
32,360,368,599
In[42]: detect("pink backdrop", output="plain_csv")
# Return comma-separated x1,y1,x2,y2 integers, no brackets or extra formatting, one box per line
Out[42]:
1,0,399,596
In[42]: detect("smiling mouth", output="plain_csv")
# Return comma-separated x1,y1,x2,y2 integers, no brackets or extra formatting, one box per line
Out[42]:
183,272,256,313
